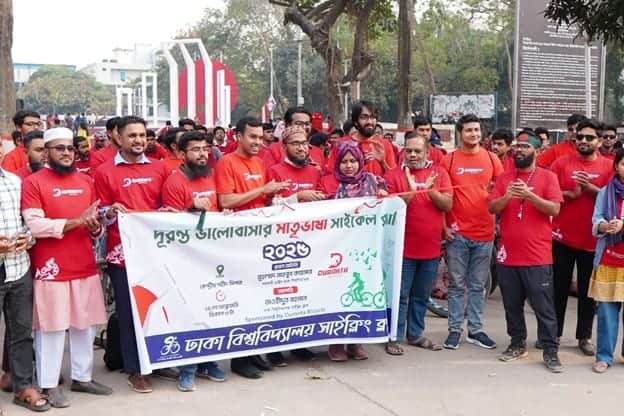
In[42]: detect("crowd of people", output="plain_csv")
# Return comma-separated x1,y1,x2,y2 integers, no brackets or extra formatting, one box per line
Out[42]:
0,102,621,412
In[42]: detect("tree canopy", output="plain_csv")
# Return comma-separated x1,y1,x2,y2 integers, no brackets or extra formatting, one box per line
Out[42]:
544,0,624,43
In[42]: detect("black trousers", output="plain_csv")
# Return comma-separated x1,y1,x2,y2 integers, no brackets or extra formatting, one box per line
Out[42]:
552,241,595,339
497,265,559,351
108,264,141,375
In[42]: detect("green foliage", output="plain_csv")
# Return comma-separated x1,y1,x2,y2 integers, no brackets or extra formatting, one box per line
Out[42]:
545,0,624,43
18,65,114,114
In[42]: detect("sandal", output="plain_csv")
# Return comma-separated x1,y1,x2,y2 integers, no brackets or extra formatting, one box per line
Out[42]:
13,387,51,412
385,342,404,356
592,361,609,374
408,336,442,351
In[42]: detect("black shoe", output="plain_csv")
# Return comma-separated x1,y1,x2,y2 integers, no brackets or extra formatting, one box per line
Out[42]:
578,338,596,356
231,358,263,379
291,348,316,362
267,351,288,367
250,355,274,371
543,350,563,373
498,344,528,362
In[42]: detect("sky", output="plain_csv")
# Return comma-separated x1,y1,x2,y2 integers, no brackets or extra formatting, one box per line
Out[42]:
12,0,224,69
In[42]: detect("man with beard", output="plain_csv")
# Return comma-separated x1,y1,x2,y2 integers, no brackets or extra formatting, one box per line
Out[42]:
491,128,516,172
599,124,618,160
327,101,396,176
93,131,108,151
549,119,612,356
538,113,586,168
489,132,564,372
267,126,325,203
383,134,452,356
15,131,46,180
215,117,289,378
440,114,503,350
263,107,326,172
3,110,41,173
21,128,111,407
94,116,168,393
73,136,91,176
161,130,226,391
90,117,121,170
144,129,169,161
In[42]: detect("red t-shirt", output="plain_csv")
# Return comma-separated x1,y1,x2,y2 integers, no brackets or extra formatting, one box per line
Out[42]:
162,170,218,212
94,159,168,267
397,144,445,166
1,145,27,173
384,165,452,259
537,140,576,168
145,144,169,160
440,148,504,242
75,159,91,176
164,157,184,175
89,146,117,171
214,152,267,211
326,136,396,177
490,168,563,266
550,154,613,251
319,175,339,199
21,168,98,281
263,142,326,173
267,161,321,198
15,166,32,180
500,153,516,172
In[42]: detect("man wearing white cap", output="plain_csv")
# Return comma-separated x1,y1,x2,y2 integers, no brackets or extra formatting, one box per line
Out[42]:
21,127,111,407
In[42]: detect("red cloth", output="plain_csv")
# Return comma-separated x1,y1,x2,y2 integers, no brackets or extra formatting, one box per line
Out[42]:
501,154,516,173
145,144,169,160
89,146,117,171
214,152,267,211
267,161,321,198
490,167,563,266
94,159,168,267
263,142,326,173
162,170,218,211
599,200,624,267
21,169,98,280
440,148,504,242
397,144,445,166
550,154,613,251
326,135,396,177
75,159,91,176
15,166,32,180
1,145,27,173
164,157,184,175
537,140,576,168
319,175,339,199
384,165,452,259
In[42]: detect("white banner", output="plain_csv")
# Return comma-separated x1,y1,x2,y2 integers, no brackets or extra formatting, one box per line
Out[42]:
119,197,406,373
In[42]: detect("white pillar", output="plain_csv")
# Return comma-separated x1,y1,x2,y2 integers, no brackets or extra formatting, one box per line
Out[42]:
141,73,148,119
217,70,225,127
195,40,213,126
178,42,196,120
152,72,158,127
163,43,179,124
116,87,123,116
224,85,231,127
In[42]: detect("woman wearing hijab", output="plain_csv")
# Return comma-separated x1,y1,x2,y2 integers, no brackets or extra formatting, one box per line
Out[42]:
590,149,624,373
328,141,387,362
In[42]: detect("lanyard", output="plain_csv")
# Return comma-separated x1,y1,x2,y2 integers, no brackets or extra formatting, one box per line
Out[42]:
517,168,536,220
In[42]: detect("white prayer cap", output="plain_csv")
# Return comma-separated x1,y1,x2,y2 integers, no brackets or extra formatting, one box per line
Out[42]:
43,127,73,144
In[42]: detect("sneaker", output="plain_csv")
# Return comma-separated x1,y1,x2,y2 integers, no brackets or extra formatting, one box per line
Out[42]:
177,371,196,392
426,298,449,318
578,338,596,356
498,344,528,362
443,332,461,350
197,362,226,382
543,350,563,373
466,332,497,349
128,374,153,393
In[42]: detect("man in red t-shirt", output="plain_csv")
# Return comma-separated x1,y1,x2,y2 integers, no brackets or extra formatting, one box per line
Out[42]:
440,114,504,350
145,129,169,161
73,136,91,176
15,131,46,180
489,133,564,372
537,113,586,168
2,110,41,173
89,116,121,171
267,126,324,203
214,117,289,379
162,128,186,175
599,124,618,160
94,116,168,394
549,118,613,356
21,127,111,403
491,128,516,172
384,135,452,355
412,116,445,165
326,101,396,176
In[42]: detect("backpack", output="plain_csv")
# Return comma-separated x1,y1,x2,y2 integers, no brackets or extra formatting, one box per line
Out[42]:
102,313,123,371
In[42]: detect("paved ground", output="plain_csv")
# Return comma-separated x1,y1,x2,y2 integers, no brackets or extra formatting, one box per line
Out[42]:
0,292,619,416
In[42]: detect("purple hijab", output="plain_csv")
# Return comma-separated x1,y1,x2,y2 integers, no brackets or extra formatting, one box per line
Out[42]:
333,141,366,185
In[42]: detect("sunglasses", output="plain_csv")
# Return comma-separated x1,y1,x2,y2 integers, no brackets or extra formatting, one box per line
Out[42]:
603,134,617,139
48,145,76,152
576,134,598,142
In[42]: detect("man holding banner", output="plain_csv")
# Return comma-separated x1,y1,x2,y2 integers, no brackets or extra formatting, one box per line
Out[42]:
94,116,168,393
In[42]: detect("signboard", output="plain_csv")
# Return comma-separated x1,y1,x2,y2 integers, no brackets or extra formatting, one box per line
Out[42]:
430,94,496,124
119,197,405,373
513,0,605,130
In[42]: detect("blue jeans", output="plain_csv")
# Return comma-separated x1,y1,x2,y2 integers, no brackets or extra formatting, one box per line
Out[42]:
596,301,624,365
397,258,440,341
446,234,493,334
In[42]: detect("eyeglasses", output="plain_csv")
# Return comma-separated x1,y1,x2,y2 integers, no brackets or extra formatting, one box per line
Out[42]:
286,140,309,148
358,114,377,121
603,134,617,139
22,121,42,128
292,121,311,128
48,145,76,153
576,134,598,142
187,146,211,153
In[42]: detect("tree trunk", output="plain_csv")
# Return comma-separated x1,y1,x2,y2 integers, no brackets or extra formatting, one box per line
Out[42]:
0,0,15,135
504,35,513,96
397,0,413,129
